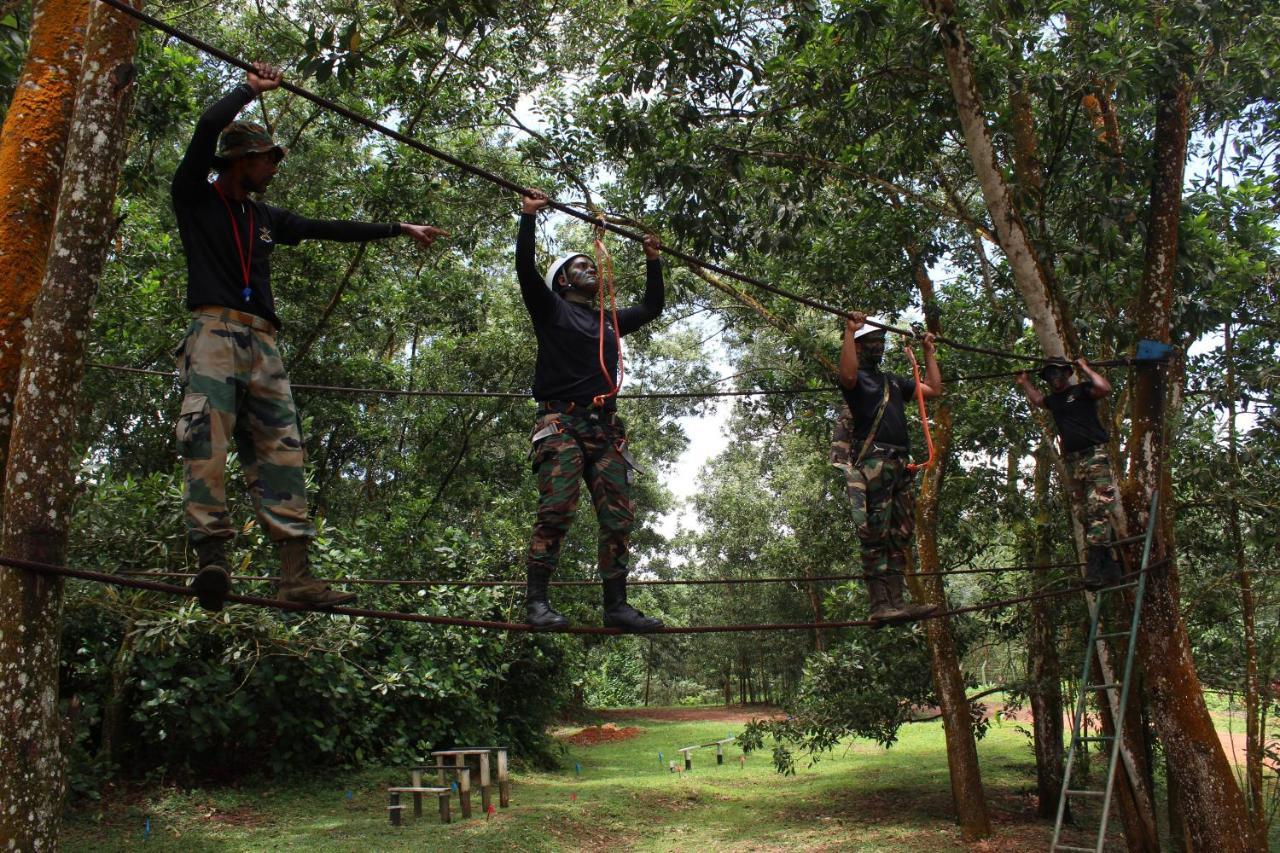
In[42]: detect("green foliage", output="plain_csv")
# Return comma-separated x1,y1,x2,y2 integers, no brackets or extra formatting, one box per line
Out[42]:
0,4,27,122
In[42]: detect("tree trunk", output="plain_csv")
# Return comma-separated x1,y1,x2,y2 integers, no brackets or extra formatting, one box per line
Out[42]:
802,572,826,652
643,638,653,707
1123,76,1254,850
0,0,89,490
921,0,1077,361
904,252,991,840
1027,442,1065,819
0,4,138,848
1224,322,1266,844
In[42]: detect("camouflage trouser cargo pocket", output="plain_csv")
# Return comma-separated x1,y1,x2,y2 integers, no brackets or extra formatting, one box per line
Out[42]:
176,393,212,459
1065,445,1117,546
843,454,915,576
526,411,635,580
178,312,314,546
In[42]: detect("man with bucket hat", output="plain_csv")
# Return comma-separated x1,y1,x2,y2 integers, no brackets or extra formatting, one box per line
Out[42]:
1015,356,1122,589
832,312,942,626
514,189,665,633
171,62,449,611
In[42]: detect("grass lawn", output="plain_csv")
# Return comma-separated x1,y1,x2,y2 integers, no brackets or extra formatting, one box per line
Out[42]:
62,707,1067,852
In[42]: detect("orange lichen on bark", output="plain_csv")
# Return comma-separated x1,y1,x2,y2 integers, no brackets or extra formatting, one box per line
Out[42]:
0,0,89,453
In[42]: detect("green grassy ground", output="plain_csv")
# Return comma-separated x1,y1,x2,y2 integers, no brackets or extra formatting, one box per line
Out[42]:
63,709,1061,852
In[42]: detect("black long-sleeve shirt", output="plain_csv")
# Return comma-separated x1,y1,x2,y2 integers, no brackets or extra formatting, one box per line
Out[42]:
516,213,664,403
171,84,402,329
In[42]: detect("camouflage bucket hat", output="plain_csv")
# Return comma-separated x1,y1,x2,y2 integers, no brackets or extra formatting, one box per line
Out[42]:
215,121,286,165
1037,356,1075,380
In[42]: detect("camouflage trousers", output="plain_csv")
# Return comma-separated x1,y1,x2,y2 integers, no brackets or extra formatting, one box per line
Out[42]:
175,307,313,546
526,409,635,581
842,453,916,577
1063,444,1118,547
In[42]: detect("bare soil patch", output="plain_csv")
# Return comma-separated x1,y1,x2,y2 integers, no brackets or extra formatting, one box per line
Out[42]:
563,722,644,745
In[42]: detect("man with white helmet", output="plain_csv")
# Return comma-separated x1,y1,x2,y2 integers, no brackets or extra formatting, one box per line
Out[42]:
515,189,665,632
833,312,942,625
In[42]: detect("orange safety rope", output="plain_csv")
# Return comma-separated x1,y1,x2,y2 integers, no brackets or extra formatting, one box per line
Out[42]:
904,345,936,473
591,228,624,408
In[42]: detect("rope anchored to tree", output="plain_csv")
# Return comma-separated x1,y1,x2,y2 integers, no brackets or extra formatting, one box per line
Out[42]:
93,0,1061,366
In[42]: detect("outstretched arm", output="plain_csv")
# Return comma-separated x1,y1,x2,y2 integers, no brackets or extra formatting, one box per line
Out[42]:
282,217,448,246
1015,371,1047,408
837,313,865,389
172,62,279,201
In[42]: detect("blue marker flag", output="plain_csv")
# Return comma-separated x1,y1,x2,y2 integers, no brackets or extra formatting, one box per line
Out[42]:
144,816,151,841
575,761,582,776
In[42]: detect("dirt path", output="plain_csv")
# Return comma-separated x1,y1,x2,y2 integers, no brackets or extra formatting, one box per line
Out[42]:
596,705,784,725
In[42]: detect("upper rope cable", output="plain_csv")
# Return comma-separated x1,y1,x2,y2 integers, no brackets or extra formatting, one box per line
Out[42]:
93,0,1048,366
88,355,1138,400
3,554,1107,635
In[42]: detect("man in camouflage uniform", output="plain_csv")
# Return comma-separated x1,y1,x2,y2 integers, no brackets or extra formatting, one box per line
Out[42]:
833,312,942,626
1016,357,1121,589
516,189,665,633
173,62,447,611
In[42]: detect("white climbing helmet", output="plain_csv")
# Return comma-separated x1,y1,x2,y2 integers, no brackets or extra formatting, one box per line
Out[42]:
853,317,889,340
544,253,592,292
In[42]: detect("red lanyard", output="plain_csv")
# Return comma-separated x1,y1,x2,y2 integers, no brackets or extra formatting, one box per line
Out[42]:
591,233,623,408
213,181,254,302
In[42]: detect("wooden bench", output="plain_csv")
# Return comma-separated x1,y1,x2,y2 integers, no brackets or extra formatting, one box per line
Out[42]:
387,787,451,825
387,764,471,825
432,746,510,811
411,763,473,818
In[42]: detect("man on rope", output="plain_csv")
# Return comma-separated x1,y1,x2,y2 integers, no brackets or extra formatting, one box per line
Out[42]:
1015,357,1122,590
832,313,941,626
172,62,448,611
516,189,665,633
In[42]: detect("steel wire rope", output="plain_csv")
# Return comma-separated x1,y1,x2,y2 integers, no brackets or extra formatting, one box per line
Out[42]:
3,554,1121,635
115,558,1089,587
86,355,1144,400
94,0,1050,366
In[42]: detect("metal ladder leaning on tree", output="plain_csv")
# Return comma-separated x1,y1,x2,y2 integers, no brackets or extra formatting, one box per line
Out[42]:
1050,490,1160,852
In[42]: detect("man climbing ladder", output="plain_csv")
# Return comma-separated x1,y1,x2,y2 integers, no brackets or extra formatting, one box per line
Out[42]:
833,313,941,626
172,62,449,611
1015,357,1123,590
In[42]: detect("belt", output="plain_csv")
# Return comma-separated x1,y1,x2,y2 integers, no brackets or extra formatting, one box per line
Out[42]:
536,399,618,417
193,305,276,335
863,441,909,458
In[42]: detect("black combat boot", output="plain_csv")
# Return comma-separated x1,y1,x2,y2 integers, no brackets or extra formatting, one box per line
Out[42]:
191,539,231,612
277,539,357,607
885,573,939,622
525,566,570,631
865,576,899,628
1083,545,1109,591
602,577,663,633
